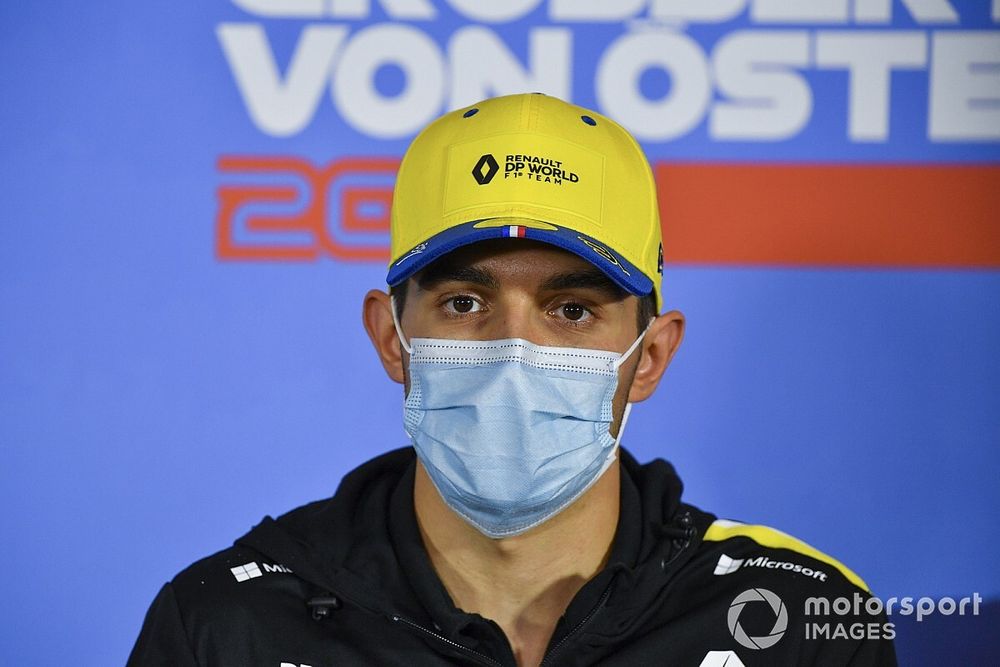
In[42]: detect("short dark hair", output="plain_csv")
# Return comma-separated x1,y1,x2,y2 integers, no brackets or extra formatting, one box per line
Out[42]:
636,292,658,333
390,282,657,335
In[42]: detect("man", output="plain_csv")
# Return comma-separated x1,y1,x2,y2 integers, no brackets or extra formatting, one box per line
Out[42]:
130,94,895,666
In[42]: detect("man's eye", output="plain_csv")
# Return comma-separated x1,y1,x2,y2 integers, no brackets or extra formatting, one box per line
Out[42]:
445,296,482,314
558,303,592,322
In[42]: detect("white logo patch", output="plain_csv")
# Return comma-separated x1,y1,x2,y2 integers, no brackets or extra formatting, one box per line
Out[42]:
715,554,744,575
231,562,262,582
698,650,747,667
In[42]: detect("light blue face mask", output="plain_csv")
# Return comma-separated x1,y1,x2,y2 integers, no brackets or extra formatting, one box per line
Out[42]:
392,298,649,539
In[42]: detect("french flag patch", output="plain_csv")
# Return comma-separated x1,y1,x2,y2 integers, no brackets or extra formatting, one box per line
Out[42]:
504,225,527,238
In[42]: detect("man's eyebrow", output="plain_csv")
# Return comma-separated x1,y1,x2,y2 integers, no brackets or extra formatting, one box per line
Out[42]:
416,264,499,291
540,270,627,299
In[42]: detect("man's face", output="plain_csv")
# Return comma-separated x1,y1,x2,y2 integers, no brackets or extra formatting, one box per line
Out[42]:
396,239,644,436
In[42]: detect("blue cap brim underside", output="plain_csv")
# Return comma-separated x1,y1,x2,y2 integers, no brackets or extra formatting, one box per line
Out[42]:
386,220,653,298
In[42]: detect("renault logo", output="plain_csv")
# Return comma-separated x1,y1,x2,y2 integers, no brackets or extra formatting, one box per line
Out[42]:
472,154,499,185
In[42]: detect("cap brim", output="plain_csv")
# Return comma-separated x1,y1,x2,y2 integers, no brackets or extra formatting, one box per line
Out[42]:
386,219,653,298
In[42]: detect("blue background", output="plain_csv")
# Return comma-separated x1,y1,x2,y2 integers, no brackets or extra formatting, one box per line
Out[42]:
2,2,998,664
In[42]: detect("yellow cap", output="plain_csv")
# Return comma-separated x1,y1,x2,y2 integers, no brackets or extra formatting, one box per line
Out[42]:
388,93,663,311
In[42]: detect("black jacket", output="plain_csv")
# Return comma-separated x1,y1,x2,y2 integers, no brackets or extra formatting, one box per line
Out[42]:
129,448,896,666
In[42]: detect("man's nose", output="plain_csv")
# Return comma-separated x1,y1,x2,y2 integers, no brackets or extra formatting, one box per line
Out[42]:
483,297,555,346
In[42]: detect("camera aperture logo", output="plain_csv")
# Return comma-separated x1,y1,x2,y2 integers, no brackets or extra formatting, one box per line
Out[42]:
727,588,788,650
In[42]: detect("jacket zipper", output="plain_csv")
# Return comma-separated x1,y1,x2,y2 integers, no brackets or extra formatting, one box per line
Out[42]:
539,519,696,667
391,614,504,667
538,582,614,667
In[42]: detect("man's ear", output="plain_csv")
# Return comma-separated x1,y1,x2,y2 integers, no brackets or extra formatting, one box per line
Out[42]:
362,289,406,384
627,310,685,403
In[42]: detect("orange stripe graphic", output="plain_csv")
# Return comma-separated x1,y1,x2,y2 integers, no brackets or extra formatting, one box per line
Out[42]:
655,163,1000,267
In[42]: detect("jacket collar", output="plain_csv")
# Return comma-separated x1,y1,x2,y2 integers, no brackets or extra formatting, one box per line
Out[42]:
236,447,712,652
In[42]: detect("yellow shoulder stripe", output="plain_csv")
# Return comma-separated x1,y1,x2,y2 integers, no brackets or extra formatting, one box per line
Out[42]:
703,520,870,593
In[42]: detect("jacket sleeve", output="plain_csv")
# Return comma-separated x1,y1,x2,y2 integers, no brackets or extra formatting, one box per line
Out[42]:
127,583,200,667
844,613,898,667
846,637,898,666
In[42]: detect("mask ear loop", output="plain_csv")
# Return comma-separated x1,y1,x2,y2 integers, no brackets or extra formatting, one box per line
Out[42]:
613,403,633,447
390,295,413,355
611,317,655,371
609,315,655,447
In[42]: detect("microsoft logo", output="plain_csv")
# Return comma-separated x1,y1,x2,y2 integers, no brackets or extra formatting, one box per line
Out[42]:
230,561,294,582
715,554,745,575
231,562,263,582
714,553,828,581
